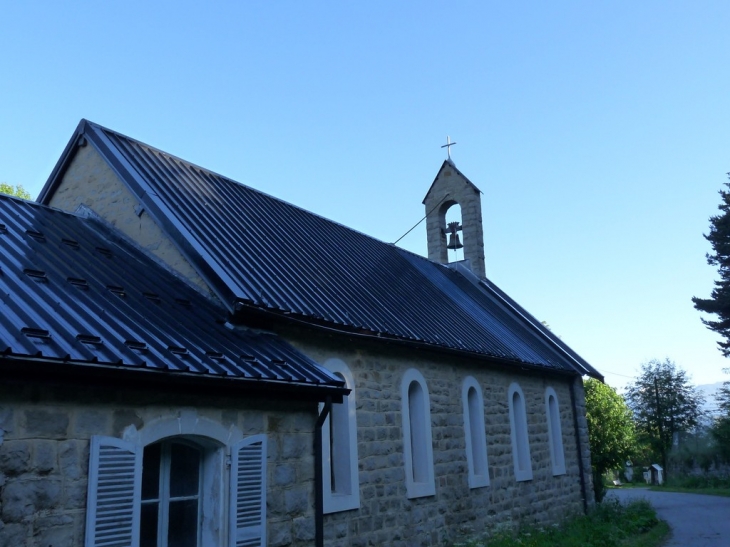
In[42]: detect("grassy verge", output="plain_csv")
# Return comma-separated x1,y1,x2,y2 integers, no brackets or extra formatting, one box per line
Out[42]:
650,475,730,497
456,499,669,547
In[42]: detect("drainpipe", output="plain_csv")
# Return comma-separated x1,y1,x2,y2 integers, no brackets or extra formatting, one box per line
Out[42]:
569,377,589,514
314,396,332,547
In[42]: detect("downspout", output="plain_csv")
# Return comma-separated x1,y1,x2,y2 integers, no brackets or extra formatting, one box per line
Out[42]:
569,377,589,514
314,396,332,547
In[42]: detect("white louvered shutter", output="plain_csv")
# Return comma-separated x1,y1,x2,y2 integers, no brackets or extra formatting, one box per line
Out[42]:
229,435,267,547
85,436,142,547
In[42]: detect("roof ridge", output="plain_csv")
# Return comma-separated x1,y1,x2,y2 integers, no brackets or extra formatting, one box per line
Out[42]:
87,120,431,254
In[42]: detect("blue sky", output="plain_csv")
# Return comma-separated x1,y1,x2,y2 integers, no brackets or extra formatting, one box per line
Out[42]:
2,1,729,389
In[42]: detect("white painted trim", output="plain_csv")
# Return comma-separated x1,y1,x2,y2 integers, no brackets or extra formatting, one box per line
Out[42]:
508,383,533,482
462,376,490,489
545,387,566,476
321,358,361,513
125,409,244,447
401,368,436,498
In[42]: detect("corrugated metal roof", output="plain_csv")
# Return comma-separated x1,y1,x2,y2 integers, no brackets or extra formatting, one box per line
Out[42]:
39,120,602,379
0,193,345,391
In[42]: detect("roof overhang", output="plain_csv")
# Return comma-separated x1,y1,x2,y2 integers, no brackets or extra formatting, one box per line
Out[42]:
233,299,594,381
0,354,348,404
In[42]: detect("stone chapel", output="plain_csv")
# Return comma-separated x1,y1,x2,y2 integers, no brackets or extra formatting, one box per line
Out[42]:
0,119,601,547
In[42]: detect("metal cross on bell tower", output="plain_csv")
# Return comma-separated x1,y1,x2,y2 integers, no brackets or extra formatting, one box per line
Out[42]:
441,136,457,160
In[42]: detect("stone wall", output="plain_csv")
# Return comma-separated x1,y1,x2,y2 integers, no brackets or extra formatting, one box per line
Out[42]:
0,381,318,547
289,331,593,547
47,143,214,297
0,349,594,547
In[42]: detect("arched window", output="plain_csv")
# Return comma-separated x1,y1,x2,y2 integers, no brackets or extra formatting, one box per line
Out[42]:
84,413,267,547
462,376,490,488
508,383,533,481
545,387,566,476
321,359,360,513
401,368,435,498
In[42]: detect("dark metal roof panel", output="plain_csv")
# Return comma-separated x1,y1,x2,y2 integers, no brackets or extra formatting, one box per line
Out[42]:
0,194,343,390
70,122,600,377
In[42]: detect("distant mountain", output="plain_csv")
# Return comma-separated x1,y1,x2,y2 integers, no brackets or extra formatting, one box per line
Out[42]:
696,382,725,417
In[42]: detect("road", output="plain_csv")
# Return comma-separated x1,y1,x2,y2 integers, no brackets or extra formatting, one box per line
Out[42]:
606,487,730,546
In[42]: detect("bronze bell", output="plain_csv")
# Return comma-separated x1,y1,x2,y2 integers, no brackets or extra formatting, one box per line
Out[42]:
446,222,463,250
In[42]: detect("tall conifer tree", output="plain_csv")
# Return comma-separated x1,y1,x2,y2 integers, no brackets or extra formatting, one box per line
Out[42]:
693,177,730,356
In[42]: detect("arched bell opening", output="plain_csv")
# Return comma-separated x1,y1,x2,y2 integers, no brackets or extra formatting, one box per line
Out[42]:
440,201,465,263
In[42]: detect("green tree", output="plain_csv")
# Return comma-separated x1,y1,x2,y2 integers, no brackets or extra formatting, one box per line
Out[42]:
0,183,31,199
584,378,637,502
625,359,705,476
693,177,730,356
716,368,730,416
711,368,730,462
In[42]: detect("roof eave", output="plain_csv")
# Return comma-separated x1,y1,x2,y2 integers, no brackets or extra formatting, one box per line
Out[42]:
0,354,348,403
478,277,603,380
233,299,590,380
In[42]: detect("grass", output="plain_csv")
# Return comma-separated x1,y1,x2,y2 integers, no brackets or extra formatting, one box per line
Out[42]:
650,475,730,498
455,499,669,547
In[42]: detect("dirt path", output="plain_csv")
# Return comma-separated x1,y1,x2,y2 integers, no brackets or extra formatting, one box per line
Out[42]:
606,487,730,546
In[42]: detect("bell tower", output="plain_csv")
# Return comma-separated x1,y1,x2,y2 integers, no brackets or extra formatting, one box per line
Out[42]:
422,156,485,278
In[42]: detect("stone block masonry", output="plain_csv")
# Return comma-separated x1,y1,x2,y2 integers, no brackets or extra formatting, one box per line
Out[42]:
290,330,593,547
0,344,594,547
0,383,319,547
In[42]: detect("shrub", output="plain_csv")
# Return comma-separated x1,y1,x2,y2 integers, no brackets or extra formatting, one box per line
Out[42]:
456,499,664,547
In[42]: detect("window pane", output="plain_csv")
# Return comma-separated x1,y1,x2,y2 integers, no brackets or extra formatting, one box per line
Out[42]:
169,443,200,498
408,381,427,483
468,387,487,475
513,392,528,471
330,393,351,495
140,501,159,547
168,499,198,547
142,443,161,500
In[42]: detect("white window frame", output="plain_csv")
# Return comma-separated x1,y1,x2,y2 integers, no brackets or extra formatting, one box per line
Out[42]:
508,383,533,482
545,387,566,476
320,358,360,514
401,368,435,499
85,412,266,547
462,376,490,489
140,439,204,547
